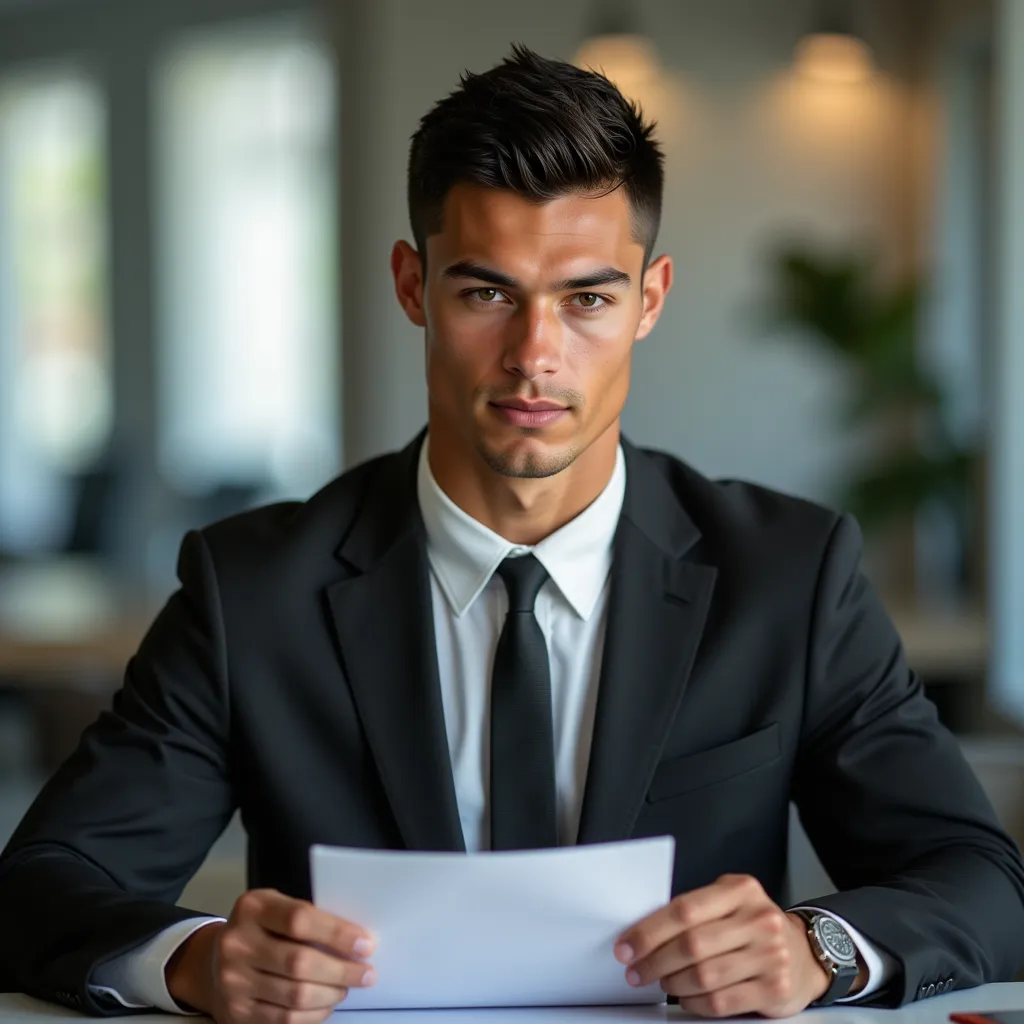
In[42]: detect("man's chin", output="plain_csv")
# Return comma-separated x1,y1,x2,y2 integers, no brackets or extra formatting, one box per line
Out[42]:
476,438,580,479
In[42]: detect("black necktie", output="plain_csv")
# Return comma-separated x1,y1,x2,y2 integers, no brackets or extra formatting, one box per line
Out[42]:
489,554,558,850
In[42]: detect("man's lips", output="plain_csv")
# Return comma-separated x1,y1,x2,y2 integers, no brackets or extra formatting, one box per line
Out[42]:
493,399,566,412
490,400,569,428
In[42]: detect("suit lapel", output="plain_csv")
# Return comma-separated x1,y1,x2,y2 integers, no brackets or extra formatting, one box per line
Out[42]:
325,433,465,852
577,441,717,845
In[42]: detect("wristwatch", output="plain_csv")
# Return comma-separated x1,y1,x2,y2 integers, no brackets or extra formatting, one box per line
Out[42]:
791,909,860,1005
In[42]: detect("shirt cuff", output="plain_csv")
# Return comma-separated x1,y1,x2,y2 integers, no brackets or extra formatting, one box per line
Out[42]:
89,916,224,1013
790,906,895,1002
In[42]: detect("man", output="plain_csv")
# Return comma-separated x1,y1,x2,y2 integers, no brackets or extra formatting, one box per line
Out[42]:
1,45,1023,1022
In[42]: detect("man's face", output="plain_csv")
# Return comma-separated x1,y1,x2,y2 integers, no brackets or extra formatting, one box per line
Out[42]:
393,183,670,479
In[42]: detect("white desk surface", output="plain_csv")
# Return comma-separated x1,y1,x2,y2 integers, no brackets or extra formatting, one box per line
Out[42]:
2,986,1024,1023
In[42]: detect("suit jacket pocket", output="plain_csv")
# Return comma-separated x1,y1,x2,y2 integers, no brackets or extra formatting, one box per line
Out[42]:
646,722,781,803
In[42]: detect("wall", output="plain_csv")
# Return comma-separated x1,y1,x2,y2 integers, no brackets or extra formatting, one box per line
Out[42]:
340,0,933,507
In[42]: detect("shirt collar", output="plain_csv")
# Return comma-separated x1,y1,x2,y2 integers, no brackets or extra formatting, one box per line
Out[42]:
417,438,626,621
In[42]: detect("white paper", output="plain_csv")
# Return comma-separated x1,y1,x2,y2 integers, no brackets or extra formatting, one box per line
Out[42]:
332,1006,675,1024
310,836,675,1011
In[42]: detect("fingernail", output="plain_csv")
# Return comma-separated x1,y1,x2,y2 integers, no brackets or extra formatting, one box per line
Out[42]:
626,969,641,987
353,937,374,957
360,968,376,987
615,942,635,964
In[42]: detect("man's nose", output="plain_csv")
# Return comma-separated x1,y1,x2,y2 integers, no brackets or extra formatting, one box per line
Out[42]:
502,303,564,379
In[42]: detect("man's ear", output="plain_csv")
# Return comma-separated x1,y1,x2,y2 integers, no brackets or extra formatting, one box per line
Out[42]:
635,253,673,341
391,240,427,327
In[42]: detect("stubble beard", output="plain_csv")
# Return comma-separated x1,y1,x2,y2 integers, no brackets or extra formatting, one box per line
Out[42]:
476,438,582,479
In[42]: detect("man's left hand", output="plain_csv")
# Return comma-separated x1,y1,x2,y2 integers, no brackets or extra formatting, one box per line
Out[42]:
615,874,863,1018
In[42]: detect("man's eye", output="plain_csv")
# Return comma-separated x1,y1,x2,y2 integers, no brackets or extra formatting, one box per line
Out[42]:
475,288,501,302
573,293,605,309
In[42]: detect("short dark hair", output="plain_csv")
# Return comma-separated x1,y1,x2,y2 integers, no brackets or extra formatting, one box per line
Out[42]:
407,44,664,267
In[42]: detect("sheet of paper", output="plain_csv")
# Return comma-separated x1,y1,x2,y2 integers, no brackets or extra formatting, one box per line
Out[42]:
310,836,675,1011
332,1006,675,1024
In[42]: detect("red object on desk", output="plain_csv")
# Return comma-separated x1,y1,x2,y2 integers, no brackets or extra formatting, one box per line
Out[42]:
951,1013,1024,1023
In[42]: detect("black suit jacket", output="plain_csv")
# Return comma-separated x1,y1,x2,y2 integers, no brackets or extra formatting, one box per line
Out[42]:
2,434,1023,1013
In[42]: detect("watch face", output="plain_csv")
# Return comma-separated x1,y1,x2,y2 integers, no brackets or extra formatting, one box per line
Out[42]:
817,917,857,963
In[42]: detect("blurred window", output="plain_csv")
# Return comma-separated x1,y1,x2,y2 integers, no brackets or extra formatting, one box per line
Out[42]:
0,68,111,552
155,22,338,499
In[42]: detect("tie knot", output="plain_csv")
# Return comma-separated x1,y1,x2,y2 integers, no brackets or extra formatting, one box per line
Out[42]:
496,554,549,612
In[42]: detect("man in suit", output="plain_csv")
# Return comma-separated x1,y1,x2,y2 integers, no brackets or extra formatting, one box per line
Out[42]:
2,44,1023,1022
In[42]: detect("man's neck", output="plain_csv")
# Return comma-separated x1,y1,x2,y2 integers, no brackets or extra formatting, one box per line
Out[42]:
426,426,620,546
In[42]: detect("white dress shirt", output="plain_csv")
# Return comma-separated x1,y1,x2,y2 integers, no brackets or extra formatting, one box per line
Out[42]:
90,438,890,1010
422,438,624,851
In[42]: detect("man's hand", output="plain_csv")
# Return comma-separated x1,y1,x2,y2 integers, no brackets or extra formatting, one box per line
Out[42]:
166,889,376,1024
615,874,862,1018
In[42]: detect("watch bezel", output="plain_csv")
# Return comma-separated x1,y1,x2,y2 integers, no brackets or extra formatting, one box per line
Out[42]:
812,915,858,966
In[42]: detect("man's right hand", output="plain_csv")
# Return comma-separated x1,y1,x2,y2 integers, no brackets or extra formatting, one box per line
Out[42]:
166,889,376,1023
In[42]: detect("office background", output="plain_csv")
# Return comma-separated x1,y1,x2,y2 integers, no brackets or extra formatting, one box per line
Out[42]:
1,0,1023,909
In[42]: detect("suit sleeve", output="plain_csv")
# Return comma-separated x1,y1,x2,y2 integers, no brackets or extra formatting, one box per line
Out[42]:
791,514,1024,1007
790,512,1024,1007
0,531,236,1015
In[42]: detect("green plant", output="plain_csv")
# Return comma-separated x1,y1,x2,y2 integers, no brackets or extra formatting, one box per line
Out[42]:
763,244,974,535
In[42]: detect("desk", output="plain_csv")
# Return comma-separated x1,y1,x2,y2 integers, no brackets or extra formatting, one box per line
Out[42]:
0,559,153,687
887,605,989,680
2,987,1024,1023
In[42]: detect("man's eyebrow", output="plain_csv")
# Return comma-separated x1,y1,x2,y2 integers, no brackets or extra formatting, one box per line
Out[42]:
442,260,519,288
442,260,632,291
550,267,632,291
